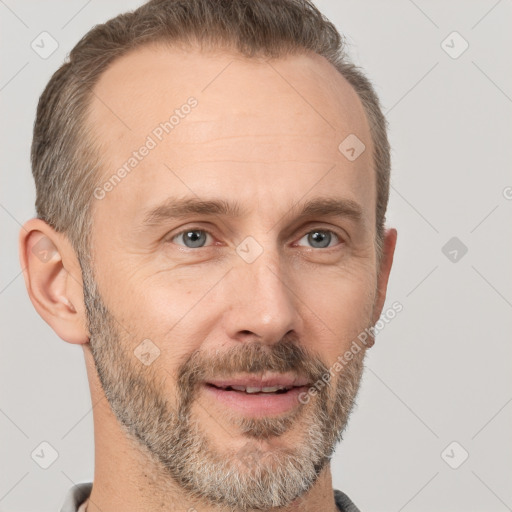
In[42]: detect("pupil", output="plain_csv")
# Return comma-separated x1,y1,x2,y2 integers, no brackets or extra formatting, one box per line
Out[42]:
185,230,206,248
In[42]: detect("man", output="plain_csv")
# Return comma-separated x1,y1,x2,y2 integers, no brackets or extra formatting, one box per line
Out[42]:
19,0,397,510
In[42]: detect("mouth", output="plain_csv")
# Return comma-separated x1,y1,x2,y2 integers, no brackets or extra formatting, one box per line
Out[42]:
202,374,311,416
205,383,300,394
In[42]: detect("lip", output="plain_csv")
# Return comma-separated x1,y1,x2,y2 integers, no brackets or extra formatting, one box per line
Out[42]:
202,383,310,416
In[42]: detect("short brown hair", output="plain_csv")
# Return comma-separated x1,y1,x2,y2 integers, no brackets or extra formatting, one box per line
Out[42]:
32,0,390,267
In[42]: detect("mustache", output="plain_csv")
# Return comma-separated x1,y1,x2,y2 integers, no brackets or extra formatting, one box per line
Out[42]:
176,338,329,395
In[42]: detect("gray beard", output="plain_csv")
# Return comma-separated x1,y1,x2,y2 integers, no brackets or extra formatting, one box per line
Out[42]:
82,265,367,511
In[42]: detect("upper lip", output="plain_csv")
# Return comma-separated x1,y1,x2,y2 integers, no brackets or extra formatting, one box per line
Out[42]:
205,373,310,389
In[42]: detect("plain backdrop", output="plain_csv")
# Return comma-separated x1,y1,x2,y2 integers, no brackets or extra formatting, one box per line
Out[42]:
1,1,511,511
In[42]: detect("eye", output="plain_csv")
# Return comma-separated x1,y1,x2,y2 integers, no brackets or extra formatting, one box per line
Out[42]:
171,229,213,248
296,229,341,249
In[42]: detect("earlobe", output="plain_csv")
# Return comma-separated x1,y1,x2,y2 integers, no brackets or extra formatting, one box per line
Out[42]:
19,219,89,345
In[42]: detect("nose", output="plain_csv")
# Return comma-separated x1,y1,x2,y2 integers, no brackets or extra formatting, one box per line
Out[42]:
222,251,303,345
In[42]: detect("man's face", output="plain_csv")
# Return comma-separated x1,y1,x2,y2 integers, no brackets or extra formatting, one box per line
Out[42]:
84,45,379,510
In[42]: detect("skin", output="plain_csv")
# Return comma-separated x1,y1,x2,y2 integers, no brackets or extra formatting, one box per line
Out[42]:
19,44,397,512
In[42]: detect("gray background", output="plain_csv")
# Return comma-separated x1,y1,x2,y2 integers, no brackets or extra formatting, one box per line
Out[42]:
1,1,511,510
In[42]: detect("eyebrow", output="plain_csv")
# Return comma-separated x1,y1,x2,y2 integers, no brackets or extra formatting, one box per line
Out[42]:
140,196,364,228
142,197,244,227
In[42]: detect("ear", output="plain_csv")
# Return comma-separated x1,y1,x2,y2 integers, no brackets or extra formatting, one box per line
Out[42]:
18,218,89,344
369,228,398,345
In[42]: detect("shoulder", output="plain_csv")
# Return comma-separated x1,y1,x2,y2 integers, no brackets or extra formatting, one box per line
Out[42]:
59,482,92,512
59,483,358,511
334,488,361,512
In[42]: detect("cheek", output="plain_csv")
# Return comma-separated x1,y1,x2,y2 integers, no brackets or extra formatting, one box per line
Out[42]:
298,265,376,351
117,272,224,359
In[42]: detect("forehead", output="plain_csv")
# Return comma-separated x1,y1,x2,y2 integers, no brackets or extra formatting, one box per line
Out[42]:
86,44,374,226
89,43,369,129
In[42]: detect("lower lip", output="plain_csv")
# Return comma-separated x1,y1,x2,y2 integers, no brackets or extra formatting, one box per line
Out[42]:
203,384,309,416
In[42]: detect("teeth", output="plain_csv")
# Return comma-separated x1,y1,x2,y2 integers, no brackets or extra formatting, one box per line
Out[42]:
262,386,283,392
230,385,247,392
225,385,290,393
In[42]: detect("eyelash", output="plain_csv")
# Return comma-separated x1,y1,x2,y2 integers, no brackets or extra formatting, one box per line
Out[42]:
168,227,344,250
